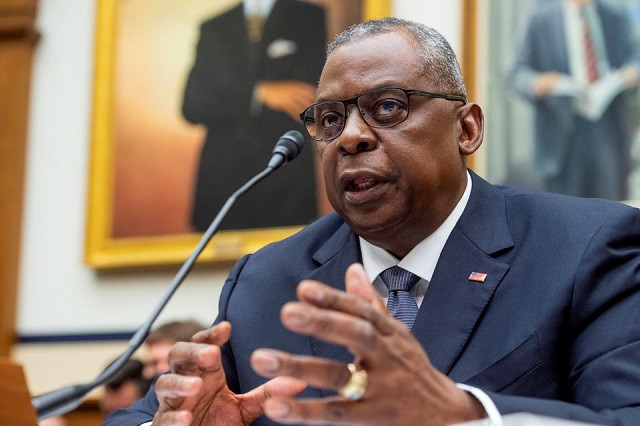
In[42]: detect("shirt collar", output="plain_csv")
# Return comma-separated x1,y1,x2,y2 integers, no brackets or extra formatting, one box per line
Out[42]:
360,171,472,283
243,0,277,19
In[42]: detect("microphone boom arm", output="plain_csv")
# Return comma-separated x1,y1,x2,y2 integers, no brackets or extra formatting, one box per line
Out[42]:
32,130,303,420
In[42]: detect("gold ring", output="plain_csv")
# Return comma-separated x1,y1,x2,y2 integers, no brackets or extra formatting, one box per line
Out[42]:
338,363,368,400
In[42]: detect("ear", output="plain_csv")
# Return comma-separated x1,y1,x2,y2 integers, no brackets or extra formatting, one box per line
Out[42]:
457,103,484,156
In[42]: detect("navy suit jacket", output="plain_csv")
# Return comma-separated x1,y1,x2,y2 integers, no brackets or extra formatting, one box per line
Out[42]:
105,172,640,425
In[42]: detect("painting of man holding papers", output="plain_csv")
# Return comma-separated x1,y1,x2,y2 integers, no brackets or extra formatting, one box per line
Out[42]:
507,0,640,200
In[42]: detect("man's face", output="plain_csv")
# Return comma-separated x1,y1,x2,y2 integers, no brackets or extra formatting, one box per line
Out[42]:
316,32,472,257
99,381,143,414
143,340,174,378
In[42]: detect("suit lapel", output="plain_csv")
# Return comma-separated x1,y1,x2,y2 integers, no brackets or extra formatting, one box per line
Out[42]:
287,174,514,384
549,5,568,73
413,228,509,374
412,172,513,374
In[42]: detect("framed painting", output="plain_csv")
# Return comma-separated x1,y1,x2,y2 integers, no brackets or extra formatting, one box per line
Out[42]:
464,0,640,204
85,0,391,268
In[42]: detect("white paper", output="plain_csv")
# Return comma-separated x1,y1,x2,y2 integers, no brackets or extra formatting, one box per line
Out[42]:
577,72,626,121
548,72,626,121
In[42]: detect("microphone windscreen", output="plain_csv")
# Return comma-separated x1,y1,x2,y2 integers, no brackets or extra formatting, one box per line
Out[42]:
274,130,304,161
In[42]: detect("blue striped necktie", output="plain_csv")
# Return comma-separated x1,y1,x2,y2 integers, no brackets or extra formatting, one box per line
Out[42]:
380,266,420,328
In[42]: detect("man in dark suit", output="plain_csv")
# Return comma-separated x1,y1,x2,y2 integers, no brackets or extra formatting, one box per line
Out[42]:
182,0,326,231
508,0,639,199
106,18,640,425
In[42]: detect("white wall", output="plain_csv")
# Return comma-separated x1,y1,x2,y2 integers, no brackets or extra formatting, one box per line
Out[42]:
393,0,461,54
17,0,463,335
17,0,228,337
14,0,462,394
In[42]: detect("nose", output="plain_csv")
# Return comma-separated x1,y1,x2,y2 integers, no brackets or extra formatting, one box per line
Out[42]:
335,105,378,155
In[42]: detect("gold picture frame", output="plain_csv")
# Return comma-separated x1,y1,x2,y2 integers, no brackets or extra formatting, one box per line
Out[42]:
85,0,391,269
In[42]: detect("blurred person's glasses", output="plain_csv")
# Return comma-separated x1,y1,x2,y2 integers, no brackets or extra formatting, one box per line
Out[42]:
299,87,467,142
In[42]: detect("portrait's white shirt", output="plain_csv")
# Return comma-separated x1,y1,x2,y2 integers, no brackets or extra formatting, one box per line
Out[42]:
243,0,277,19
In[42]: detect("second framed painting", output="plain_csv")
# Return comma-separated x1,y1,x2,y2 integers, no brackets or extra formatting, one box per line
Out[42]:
467,0,640,205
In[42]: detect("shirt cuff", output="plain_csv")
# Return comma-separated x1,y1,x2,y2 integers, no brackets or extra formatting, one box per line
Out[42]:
456,383,503,426
140,422,152,426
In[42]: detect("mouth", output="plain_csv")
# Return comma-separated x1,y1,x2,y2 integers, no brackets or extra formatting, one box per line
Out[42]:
346,176,380,191
340,171,388,204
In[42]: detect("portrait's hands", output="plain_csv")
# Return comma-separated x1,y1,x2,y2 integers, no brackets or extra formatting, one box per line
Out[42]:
255,80,316,120
152,322,306,425
251,264,485,425
533,71,564,97
619,66,640,89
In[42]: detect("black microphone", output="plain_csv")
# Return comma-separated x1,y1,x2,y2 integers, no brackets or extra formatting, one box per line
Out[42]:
31,130,305,420
268,130,304,169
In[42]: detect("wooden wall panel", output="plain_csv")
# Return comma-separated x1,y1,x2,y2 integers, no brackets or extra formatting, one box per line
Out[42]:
0,0,38,357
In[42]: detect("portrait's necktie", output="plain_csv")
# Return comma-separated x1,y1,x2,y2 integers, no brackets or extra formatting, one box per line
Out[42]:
380,266,420,328
246,14,264,43
580,8,599,84
246,0,264,43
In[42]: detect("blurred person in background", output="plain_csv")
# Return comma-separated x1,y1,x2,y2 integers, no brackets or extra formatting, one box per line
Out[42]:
508,0,640,199
142,320,206,379
99,359,151,415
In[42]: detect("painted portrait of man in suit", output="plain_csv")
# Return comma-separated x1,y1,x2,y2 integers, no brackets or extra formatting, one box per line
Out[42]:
182,0,326,232
105,0,363,241
479,0,640,202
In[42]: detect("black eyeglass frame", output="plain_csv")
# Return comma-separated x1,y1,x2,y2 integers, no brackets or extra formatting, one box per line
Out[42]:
299,87,467,141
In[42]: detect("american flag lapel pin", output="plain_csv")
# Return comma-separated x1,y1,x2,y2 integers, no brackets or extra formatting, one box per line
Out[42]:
468,271,487,282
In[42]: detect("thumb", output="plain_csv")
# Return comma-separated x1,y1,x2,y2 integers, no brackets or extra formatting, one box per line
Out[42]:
239,377,307,422
345,263,387,313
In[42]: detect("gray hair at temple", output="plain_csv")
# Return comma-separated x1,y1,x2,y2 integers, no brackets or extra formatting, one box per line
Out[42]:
327,17,466,97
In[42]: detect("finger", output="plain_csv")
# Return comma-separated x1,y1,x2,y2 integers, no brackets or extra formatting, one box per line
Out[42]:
152,410,193,426
169,341,223,376
239,376,308,422
344,263,388,314
264,397,389,425
296,280,400,336
281,301,381,356
155,374,203,412
295,91,317,106
283,103,306,120
251,349,350,391
286,111,303,121
190,321,231,346
292,81,317,91
291,89,316,105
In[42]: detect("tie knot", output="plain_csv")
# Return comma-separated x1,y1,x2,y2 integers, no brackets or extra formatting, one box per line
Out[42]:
380,266,420,292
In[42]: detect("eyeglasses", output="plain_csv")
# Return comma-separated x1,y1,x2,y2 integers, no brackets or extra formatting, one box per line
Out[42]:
299,87,467,141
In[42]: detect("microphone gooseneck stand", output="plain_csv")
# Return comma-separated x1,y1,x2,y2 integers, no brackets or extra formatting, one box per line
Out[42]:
32,130,305,420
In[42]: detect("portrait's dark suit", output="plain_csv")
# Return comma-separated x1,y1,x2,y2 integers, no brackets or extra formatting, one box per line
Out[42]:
105,172,640,425
182,0,326,231
509,0,639,200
